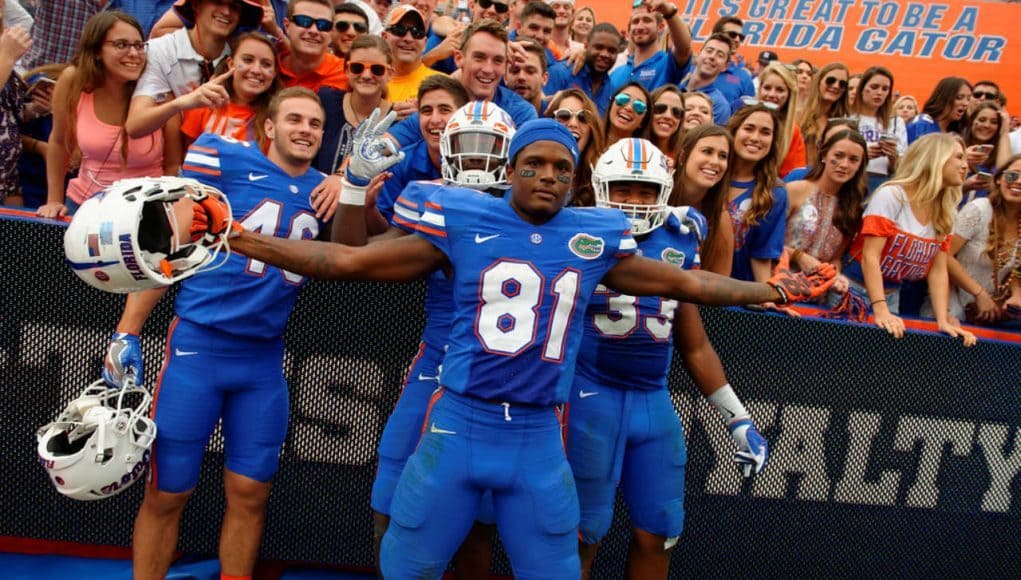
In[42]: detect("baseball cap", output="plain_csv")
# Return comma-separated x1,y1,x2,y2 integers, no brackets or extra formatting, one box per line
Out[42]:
388,4,425,28
757,50,779,64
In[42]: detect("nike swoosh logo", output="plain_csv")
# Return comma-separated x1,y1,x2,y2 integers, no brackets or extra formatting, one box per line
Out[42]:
474,233,500,244
417,373,439,382
248,173,269,181
429,423,457,435
578,390,598,399
175,348,198,357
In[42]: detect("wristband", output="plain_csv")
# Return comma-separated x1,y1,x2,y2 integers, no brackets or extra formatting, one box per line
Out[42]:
707,384,750,426
771,283,789,305
339,178,367,206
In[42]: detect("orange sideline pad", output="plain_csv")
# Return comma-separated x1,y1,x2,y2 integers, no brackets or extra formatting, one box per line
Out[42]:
591,0,1021,107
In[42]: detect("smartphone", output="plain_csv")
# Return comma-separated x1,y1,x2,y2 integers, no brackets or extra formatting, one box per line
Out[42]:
879,135,898,145
977,144,995,153
26,74,56,94
977,171,994,180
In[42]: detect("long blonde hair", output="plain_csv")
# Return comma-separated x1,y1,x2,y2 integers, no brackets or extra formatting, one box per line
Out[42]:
884,132,964,237
797,62,849,162
757,62,797,163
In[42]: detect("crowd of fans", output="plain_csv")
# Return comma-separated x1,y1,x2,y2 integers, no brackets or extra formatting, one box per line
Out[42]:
1,0,1019,332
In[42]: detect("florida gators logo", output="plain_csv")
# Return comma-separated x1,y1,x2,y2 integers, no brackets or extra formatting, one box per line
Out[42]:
661,248,686,267
569,233,605,260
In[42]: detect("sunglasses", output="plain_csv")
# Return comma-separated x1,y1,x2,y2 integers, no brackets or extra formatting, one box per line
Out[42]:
1003,170,1021,183
614,93,647,114
653,103,683,118
973,91,997,100
724,30,746,42
291,14,333,32
387,24,427,39
824,76,848,90
737,97,779,111
552,108,589,123
334,20,368,33
349,61,387,76
478,0,509,14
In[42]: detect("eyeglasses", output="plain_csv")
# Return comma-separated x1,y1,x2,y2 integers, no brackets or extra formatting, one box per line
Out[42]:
478,0,509,14
291,14,333,32
1003,170,1021,183
614,93,647,114
387,24,427,39
824,76,848,90
104,39,147,53
349,61,387,76
334,20,368,33
653,103,683,118
973,91,998,100
724,30,746,42
552,108,589,123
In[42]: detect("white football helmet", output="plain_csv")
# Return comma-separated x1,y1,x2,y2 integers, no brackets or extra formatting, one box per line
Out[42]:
64,176,232,293
37,380,157,501
592,138,675,235
440,101,516,188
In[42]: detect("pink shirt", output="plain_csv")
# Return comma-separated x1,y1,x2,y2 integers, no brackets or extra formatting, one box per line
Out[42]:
66,92,164,205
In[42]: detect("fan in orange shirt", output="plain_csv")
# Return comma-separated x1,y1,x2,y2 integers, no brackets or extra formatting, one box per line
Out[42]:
181,32,284,152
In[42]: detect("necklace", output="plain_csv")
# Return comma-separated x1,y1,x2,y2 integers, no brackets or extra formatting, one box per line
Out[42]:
991,211,1021,301
346,95,369,126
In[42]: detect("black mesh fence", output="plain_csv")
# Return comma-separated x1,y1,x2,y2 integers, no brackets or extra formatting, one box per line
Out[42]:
2,215,1019,577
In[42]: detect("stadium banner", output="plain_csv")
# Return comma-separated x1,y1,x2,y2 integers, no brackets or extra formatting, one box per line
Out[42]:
1,213,1019,577
599,0,1021,107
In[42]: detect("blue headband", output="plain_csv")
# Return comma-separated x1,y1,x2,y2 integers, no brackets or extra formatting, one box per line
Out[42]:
508,119,580,167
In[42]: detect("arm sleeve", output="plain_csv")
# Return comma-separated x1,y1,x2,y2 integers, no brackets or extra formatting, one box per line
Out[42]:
414,188,453,258
180,133,227,192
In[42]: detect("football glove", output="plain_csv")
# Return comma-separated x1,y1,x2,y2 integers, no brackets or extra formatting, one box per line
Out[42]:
191,195,241,241
669,206,707,243
103,332,143,388
766,249,836,304
728,418,768,478
347,109,405,187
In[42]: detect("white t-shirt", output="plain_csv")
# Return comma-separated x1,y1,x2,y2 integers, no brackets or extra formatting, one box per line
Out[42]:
944,198,1020,319
853,114,907,176
133,28,230,102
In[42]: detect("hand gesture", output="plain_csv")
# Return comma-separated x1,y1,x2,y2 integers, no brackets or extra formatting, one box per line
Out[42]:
728,418,768,478
103,333,143,388
181,68,233,111
0,26,31,63
391,98,418,120
347,108,404,186
766,249,836,304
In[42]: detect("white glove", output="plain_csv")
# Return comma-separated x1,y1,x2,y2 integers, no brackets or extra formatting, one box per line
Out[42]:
346,108,405,186
728,418,768,478
669,206,707,243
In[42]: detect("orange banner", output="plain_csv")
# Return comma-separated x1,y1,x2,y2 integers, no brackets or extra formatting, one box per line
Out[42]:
592,0,1020,109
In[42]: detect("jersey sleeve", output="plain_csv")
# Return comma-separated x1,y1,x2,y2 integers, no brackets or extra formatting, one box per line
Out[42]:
390,181,431,233
414,187,454,258
180,133,226,191
611,211,638,259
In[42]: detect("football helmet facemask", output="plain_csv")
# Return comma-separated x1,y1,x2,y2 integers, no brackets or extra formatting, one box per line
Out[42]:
441,101,517,188
592,138,675,235
64,176,232,293
37,379,157,501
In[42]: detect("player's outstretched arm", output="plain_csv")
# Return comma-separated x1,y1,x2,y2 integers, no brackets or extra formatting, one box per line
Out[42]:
603,250,836,306
230,230,446,282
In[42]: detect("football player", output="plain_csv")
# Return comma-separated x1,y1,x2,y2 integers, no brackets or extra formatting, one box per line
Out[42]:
102,87,340,580
334,100,516,576
194,118,835,577
569,138,768,578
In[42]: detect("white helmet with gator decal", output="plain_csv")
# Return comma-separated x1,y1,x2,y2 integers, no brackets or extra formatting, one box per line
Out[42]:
63,176,232,293
592,138,674,235
440,101,517,188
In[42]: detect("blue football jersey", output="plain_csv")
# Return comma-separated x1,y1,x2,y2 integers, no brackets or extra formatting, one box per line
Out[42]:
575,210,704,392
176,133,327,338
415,187,637,406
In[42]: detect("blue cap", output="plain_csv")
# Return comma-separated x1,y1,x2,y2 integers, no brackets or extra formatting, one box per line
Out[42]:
508,118,580,168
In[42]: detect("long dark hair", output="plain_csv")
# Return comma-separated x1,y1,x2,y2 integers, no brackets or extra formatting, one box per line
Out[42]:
853,66,895,132
986,154,1021,262
545,89,605,207
213,32,284,150
727,104,782,226
963,101,1004,165
671,124,734,262
803,129,868,237
605,81,652,144
921,76,972,134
